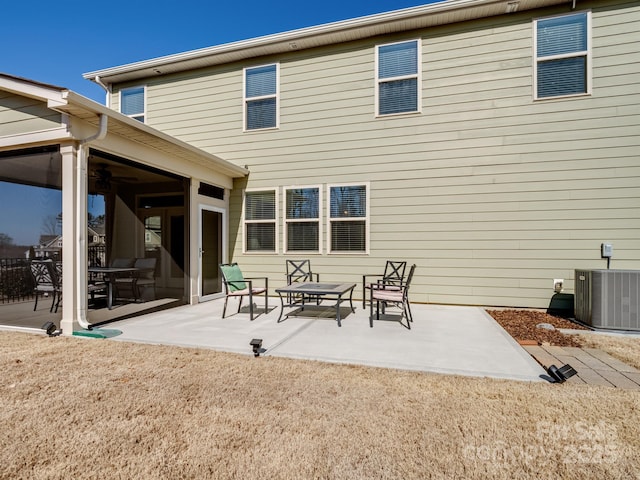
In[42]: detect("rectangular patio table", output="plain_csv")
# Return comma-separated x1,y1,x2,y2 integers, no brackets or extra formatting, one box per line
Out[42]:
275,282,356,327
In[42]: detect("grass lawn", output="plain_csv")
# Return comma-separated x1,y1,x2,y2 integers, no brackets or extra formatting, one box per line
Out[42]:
1,331,639,479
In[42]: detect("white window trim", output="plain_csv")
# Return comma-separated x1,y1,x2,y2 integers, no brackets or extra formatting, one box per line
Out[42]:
242,187,279,254
326,182,370,255
119,85,146,122
243,63,280,132
533,11,592,101
283,185,323,254
375,39,422,118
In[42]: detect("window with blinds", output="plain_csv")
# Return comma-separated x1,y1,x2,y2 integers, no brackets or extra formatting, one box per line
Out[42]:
120,86,145,122
376,40,420,116
535,12,590,99
328,184,368,253
244,64,278,130
284,187,321,253
244,189,277,252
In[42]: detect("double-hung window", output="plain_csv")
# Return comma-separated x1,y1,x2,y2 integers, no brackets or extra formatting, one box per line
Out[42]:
284,186,321,253
376,40,420,116
534,12,590,99
244,64,278,130
244,189,277,252
328,183,369,253
120,86,145,122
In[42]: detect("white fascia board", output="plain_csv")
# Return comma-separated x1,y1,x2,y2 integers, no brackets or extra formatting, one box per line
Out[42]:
0,127,72,149
0,74,66,105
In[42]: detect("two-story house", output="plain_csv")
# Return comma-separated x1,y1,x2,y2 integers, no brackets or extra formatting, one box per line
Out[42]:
84,0,639,309
1,0,638,333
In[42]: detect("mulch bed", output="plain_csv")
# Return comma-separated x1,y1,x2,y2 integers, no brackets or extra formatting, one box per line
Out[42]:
487,309,590,347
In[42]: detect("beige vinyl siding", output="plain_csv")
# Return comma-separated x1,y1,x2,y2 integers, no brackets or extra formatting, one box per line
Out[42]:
124,0,639,308
0,92,61,136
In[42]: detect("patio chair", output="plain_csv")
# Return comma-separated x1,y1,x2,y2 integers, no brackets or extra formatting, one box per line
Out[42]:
362,260,407,309
369,264,416,329
220,263,268,320
29,259,62,313
112,257,157,303
286,259,321,305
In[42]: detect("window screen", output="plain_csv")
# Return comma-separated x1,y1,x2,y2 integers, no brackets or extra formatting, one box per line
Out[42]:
329,185,368,253
121,87,145,122
536,12,589,99
244,190,276,252
245,64,277,130
377,41,419,115
285,187,320,252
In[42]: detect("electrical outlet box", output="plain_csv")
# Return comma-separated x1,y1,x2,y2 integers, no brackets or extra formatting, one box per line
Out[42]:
553,279,564,293
601,243,613,258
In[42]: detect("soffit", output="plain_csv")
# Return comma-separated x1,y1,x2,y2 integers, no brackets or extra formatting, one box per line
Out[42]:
59,92,248,178
83,0,569,85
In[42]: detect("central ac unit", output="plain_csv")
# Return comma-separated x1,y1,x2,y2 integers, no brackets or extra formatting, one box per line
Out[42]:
574,269,640,331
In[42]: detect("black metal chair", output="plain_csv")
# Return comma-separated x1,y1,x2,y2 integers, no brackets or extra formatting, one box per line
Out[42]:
29,259,62,313
220,263,268,320
286,259,321,305
362,260,407,309
369,264,416,329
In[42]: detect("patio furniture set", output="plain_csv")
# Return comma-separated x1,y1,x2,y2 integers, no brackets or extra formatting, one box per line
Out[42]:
29,257,157,313
219,260,416,328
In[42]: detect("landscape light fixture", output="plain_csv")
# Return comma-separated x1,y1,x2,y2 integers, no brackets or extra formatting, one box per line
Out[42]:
41,321,60,337
250,338,263,357
547,364,577,383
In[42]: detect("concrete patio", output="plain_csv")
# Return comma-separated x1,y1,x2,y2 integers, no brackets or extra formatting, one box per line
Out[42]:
94,298,547,382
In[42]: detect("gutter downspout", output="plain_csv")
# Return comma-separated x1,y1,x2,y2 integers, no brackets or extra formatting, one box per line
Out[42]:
94,75,111,106
75,114,108,330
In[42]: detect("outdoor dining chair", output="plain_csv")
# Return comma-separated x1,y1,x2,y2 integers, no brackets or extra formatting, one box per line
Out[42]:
369,264,416,329
29,259,62,313
220,263,268,320
286,259,321,305
362,260,407,309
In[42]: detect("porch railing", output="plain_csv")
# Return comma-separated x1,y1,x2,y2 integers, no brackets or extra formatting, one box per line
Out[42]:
0,258,34,303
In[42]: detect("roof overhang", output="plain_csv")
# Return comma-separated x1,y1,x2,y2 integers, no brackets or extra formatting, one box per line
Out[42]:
83,0,571,86
0,73,248,178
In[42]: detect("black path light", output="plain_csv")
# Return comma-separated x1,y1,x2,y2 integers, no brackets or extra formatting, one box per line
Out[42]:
250,338,263,357
41,321,60,337
547,364,578,383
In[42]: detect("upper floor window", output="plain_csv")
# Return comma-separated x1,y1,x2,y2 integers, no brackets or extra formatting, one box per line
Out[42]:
534,12,590,99
244,64,278,130
284,186,321,253
244,189,277,253
328,183,369,254
120,86,145,122
376,40,420,116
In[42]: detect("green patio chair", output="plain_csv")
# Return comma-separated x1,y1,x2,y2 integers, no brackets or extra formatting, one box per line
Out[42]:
220,263,268,320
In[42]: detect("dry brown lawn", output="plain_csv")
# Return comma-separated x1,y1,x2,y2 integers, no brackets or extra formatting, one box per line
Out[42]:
1,331,639,479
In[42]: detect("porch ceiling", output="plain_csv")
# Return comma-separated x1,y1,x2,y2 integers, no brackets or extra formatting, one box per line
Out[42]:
59,91,248,179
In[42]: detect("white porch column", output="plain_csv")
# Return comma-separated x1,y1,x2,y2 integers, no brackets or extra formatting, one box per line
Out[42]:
59,142,89,334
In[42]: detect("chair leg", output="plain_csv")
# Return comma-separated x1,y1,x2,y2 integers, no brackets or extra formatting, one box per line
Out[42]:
369,291,374,327
33,293,39,311
49,293,56,313
222,296,229,318
249,292,254,320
